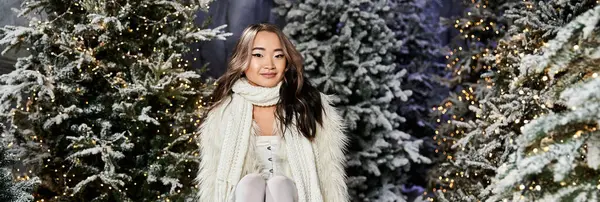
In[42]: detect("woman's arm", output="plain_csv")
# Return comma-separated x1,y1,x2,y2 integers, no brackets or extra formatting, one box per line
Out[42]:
313,94,350,202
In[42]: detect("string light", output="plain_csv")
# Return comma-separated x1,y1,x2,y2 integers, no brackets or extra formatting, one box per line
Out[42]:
5,0,212,201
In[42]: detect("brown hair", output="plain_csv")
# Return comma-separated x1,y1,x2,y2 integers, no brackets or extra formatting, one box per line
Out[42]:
209,23,323,140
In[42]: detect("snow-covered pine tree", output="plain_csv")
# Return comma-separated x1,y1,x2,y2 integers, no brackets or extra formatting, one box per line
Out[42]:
274,0,431,201
0,145,39,202
485,3,600,201
428,0,520,200
385,1,446,186
432,0,599,201
0,0,230,201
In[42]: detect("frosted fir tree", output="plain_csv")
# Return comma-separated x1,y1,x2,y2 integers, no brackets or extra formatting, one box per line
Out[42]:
0,0,230,201
440,0,519,87
486,4,600,201
428,0,520,200
386,1,445,174
274,0,431,201
388,0,446,129
432,0,599,201
0,145,40,202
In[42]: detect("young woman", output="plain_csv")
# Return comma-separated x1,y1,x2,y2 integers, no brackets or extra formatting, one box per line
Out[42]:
194,23,349,202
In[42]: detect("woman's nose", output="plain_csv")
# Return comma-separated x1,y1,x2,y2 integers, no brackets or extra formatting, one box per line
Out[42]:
265,58,275,69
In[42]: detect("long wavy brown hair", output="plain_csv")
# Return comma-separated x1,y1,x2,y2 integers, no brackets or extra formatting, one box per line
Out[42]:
208,23,323,141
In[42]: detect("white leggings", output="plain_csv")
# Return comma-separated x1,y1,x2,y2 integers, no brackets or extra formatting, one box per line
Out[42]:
234,174,298,202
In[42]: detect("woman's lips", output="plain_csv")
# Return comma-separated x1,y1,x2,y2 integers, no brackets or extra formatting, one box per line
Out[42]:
260,73,277,78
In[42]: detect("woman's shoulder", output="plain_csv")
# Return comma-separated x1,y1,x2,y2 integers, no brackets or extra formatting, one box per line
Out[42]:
200,95,234,129
314,92,348,148
319,92,336,105
207,95,233,114
318,93,340,113
317,93,344,128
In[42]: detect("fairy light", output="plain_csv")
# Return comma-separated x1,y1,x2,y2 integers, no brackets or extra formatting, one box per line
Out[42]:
3,1,213,201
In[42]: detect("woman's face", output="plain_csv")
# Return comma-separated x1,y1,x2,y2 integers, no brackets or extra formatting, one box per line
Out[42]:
244,31,286,87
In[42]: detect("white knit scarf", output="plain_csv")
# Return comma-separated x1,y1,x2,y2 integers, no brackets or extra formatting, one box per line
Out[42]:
214,78,322,201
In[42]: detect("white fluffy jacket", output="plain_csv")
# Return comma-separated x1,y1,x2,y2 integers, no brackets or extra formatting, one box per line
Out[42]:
194,93,349,202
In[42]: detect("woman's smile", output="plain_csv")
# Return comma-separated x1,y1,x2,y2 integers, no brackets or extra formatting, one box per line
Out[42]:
260,72,278,78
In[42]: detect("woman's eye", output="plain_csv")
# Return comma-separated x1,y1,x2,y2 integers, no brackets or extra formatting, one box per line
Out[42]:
252,53,262,57
275,54,284,58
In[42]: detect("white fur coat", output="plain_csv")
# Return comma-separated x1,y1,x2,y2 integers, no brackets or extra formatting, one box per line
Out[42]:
194,94,349,202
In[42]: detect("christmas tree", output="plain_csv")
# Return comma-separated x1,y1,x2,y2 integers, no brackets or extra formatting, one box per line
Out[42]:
387,0,445,133
385,0,446,188
431,0,599,201
428,0,520,200
274,0,431,201
0,145,39,202
484,2,600,201
0,0,230,201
